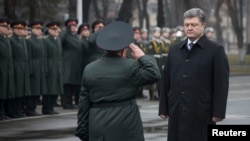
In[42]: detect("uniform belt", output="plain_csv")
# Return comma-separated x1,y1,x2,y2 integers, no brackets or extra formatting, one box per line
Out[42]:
91,99,136,108
154,54,161,58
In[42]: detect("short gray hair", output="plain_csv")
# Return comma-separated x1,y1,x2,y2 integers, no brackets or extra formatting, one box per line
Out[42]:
183,8,206,24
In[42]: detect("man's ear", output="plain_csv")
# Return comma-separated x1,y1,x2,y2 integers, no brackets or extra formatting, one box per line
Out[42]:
121,48,127,58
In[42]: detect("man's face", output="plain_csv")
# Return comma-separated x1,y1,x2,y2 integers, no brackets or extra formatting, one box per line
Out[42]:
134,32,140,41
13,28,25,36
49,28,59,37
206,31,214,39
184,17,205,40
81,29,90,38
0,25,9,35
94,23,104,32
162,32,170,38
70,25,77,32
153,31,161,38
32,27,42,37
141,32,148,40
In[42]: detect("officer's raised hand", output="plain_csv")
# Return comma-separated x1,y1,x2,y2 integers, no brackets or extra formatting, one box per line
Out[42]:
129,43,145,60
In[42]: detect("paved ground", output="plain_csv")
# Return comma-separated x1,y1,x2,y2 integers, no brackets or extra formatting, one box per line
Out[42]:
0,75,249,141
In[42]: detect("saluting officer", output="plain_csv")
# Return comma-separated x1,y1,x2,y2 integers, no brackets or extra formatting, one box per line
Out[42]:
88,19,106,63
61,18,83,109
77,23,91,99
78,22,90,40
0,18,15,120
78,22,90,49
25,21,47,116
9,21,31,118
42,22,63,115
75,21,161,141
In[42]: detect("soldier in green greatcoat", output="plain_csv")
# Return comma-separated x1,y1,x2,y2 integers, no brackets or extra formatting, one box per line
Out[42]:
61,18,83,109
43,22,63,115
9,21,31,118
75,21,161,141
77,22,91,82
87,19,106,63
77,22,90,49
0,18,15,120
25,21,47,116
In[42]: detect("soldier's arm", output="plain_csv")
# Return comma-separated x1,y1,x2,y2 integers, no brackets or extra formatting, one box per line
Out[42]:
130,43,161,86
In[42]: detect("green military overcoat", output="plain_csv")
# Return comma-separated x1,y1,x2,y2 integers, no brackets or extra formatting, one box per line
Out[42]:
80,37,91,70
27,35,47,96
10,35,31,97
43,35,63,95
75,54,161,141
0,35,15,99
87,33,105,63
61,32,83,85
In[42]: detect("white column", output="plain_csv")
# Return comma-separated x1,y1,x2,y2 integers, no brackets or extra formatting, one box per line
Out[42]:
77,0,83,25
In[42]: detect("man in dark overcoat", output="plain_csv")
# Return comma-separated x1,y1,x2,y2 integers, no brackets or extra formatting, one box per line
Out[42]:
9,21,31,118
0,18,15,120
26,21,47,116
42,22,63,114
159,8,229,141
61,18,83,109
75,21,161,141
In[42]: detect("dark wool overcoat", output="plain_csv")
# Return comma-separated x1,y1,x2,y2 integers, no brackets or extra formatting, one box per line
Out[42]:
87,33,106,63
61,32,83,85
10,35,31,97
0,35,15,99
27,35,47,96
76,54,161,141
43,35,63,95
159,35,229,141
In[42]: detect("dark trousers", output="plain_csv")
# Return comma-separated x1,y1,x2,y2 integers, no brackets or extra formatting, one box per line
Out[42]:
25,96,39,114
0,100,5,117
62,84,80,107
42,95,57,113
6,97,25,118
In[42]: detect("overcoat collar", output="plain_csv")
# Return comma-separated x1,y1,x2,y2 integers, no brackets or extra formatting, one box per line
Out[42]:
179,35,208,49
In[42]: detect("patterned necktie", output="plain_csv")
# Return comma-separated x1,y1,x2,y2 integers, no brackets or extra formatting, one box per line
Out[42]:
188,42,194,50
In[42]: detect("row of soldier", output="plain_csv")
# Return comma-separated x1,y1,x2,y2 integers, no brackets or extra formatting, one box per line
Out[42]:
0,16,213,120
0,17,107,120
